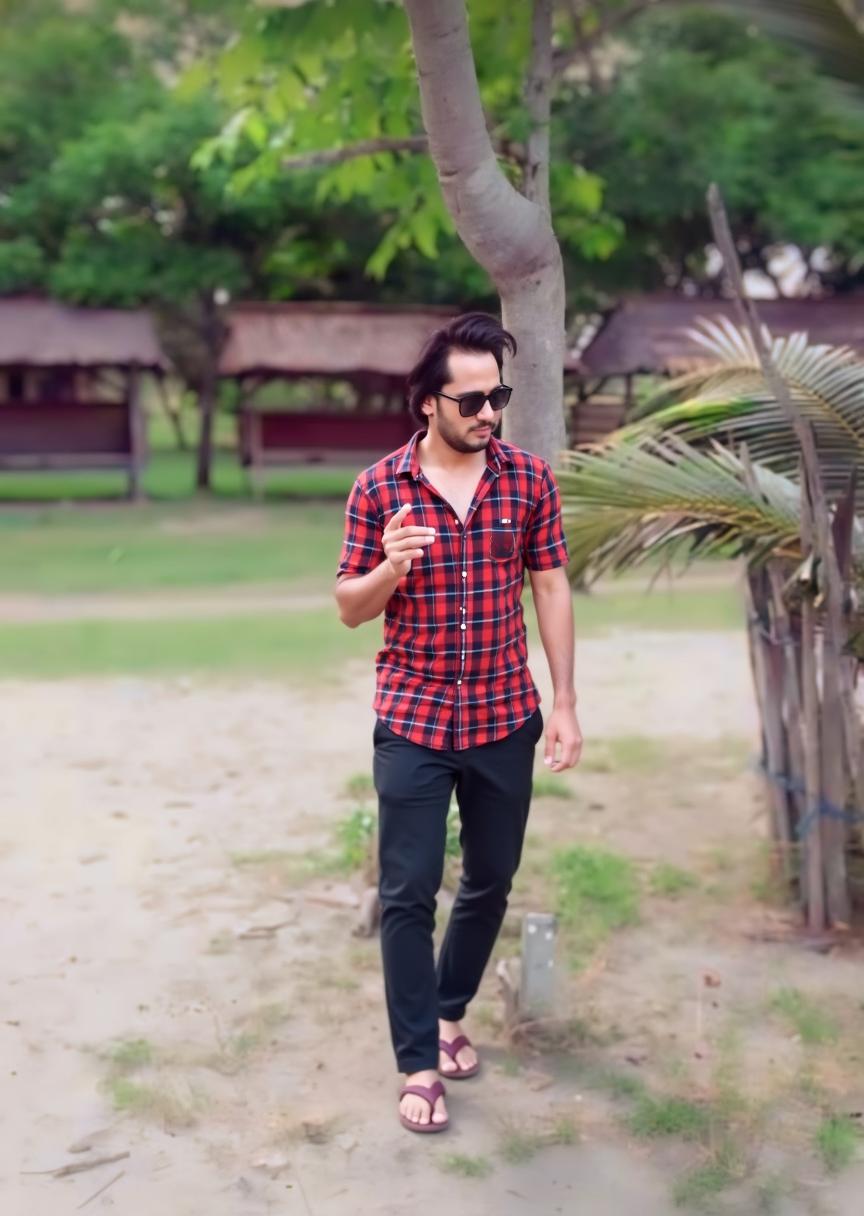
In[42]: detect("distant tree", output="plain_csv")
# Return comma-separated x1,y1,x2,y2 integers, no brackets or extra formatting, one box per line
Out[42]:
560,7,864,299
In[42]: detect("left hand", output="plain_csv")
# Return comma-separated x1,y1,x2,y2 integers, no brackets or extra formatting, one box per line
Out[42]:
543,705,583,772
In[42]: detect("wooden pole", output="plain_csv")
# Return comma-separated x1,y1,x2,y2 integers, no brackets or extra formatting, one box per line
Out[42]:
127,364,145,502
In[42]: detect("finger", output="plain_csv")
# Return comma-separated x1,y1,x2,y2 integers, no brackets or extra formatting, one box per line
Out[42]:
386,532,435,552
384,503,413,532
396,526,437,539
543,729,560,767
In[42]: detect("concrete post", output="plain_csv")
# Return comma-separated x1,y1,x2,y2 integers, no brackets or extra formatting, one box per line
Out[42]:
519,912,557,1018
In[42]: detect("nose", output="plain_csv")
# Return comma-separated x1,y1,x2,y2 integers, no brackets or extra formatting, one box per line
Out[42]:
476,401,496,424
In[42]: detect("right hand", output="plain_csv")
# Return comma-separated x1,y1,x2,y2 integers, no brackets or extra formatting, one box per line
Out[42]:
382,503,436,579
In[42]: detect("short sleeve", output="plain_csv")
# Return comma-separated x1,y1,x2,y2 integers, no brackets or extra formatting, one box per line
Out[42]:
337,479,383,578
523,463,569,571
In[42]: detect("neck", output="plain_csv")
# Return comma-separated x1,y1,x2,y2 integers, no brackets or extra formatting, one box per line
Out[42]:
418,425,489,473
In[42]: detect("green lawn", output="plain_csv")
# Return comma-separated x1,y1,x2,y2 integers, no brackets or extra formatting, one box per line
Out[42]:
0,498,348,593
0,587,743,679
0,447,359,504
0,609,381,679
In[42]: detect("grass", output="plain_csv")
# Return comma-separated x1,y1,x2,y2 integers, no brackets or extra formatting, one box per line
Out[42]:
109,1038,153,1070
342,772,375,800
0,498,346,594
650,863,700,898
98,1031,200,1128
671,1142,747,1209
439,1153,493,1179
532,772,574,799
0,444,358,505
815,1114,861,1173
106,1077,199,1127
0,609,379,678
498,1117,578,1164
206,1002,292,1074
628,1094,711,1141
334,806,376,870
552,844,640,966
768,987,839,1046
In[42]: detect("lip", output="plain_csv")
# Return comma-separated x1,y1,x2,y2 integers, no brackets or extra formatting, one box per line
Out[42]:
473,426,492,435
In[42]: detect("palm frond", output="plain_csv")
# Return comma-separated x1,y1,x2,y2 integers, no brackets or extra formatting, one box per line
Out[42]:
713,0,864,92
618,319,864,505
558,435,804,581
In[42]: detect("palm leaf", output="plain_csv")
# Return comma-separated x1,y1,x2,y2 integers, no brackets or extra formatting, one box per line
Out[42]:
618,319,864,507
713,0,864,91
558,435,804,581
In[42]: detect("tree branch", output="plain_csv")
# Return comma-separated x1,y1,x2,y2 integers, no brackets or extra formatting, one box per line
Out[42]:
553,0,661,80
280,132,525,173
403,0,557,284
524,0,553,213
280,135,429,170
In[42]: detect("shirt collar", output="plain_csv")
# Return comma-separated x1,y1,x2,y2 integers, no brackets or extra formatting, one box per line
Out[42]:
397,429,512,480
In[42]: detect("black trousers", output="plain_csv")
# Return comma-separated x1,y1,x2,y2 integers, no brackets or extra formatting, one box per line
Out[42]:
372,708,544,1073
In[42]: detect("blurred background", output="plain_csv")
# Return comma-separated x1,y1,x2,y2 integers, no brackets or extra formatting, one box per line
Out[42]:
4,3,864,1215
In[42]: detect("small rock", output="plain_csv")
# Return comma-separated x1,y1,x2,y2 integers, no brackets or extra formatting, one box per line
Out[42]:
252,1150,290,1177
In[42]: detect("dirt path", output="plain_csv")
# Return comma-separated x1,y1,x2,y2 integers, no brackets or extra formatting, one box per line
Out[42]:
0,564,739,624
3,634,863,1215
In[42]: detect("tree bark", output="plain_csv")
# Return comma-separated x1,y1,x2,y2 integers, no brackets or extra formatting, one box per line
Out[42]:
403,0,566,465
195,294,227,491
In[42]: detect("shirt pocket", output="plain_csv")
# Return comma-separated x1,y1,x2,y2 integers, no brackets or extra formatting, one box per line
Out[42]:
490,516,517,562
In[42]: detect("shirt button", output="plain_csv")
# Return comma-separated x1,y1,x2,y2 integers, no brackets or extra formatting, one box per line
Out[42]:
461,571,467,578
460,624,466,631
457,679,462,686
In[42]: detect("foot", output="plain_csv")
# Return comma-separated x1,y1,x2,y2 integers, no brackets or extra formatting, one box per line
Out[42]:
400,1069,448,1127
438,1018,478,1075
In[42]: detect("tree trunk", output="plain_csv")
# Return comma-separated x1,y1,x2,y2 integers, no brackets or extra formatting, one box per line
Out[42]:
194,294,227,491
403,0,566,465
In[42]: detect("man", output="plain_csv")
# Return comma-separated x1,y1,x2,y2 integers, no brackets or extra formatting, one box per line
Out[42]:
334,312,582,1133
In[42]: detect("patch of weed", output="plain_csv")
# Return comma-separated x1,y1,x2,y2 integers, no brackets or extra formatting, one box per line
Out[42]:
650,863,699,898
552,845,640,965
816,1114,861,1173
769,988,838,1046
439,1153,493,1178
532,773,573,799
629,1094,710,1141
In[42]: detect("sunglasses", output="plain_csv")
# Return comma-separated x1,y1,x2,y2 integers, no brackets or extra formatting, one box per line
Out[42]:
433,384,512,418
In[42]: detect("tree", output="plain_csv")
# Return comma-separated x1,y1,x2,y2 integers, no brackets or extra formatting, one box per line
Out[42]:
401,0,565,460
193,0,632,465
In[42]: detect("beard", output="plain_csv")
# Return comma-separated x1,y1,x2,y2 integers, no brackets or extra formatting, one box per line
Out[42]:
436,411,493,454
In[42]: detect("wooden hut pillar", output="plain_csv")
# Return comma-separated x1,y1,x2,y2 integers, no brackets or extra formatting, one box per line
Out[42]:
127,364,145,501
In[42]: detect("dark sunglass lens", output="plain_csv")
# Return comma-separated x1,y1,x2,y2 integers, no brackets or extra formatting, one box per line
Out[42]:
489,386,511,410
458,392,486,417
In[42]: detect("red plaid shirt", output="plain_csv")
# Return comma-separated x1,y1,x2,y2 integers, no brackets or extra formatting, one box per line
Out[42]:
337,430,569,751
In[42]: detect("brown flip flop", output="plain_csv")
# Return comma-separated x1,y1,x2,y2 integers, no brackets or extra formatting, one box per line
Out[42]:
399,1080,449,1133
439,1034,480,1080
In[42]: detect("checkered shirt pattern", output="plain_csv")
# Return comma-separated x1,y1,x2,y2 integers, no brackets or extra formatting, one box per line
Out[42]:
337,430,569,751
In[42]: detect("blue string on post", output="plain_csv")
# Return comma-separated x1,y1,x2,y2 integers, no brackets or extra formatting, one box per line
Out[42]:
755,761,864,840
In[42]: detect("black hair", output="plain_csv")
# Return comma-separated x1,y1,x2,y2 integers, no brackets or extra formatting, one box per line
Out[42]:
406,311,517,424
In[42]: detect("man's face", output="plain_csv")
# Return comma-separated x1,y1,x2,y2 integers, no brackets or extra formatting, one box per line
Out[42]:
423,349,503,455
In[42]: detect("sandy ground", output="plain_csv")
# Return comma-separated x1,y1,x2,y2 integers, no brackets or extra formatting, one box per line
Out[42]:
3,630,864,1216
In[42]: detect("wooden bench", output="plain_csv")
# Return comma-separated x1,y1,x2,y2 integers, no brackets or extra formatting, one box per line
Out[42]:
238,408,416,493
0,402,146,497
568,397,627,448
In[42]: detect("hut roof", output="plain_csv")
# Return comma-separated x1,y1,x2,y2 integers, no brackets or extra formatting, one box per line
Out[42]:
0,297,166,369
578,293,864,377
220,301,460,378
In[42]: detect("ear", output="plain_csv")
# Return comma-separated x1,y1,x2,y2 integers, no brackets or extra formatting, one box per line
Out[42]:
421,395,435,418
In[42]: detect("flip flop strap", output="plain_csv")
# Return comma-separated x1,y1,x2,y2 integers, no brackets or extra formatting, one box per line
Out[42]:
439,1034,471,1061
400,1081,445,1109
